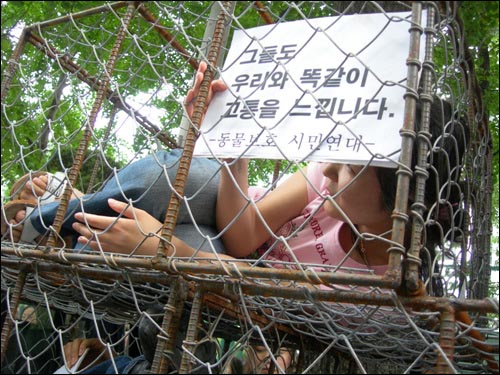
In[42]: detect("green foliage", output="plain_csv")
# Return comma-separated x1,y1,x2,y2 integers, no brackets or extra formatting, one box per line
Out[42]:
458,1,499,300
460,1,499,212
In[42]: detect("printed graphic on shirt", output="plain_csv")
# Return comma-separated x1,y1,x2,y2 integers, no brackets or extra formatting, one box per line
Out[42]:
258,208,329,265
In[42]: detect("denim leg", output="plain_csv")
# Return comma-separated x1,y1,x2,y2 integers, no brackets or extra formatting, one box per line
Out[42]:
174,224,225,253
80,356,132,374
29,149,222,246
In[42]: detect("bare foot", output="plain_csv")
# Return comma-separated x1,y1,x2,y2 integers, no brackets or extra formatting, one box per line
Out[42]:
19,174,83,202
6,209,27,243
19,175,50,202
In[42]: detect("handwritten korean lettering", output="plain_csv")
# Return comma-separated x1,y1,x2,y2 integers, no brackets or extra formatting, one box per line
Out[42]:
239,44,298,65
223,99,281,120
288,132,375,153
299,67,369,88
232,71,289,92
207,132,279,148
260,99,280,118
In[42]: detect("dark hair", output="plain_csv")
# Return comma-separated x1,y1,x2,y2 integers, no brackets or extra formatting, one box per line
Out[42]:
376,97,470,296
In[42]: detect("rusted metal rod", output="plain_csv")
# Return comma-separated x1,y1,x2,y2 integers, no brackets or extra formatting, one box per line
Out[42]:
254,1,274,25
26,33,177,149
179,288,204,373
150,277,188,374
385,1,424,285
156,1,233,257
46,2,137,247
135,2,199,70
1,253,498,315
0,268,27,363
26,1,129,31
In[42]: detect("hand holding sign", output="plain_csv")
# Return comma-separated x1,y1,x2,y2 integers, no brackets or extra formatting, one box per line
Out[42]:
194,11,425,167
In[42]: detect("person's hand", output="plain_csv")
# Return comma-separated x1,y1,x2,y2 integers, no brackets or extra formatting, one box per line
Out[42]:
184,61,226,119
73,199,163,256
63,338,111,369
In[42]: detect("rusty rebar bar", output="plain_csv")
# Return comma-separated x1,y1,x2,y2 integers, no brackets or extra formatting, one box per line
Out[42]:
254,1,274,25
1,29,28,103
385,2,424,285
0,268,27,362
179,288,204,373
1,252,498,315
404,5,436,294
46,2,137,247
25,1,128,31
150,276,188,374
435,304,456,374
135,2,199,70
156,1,232,257
26,33,177,149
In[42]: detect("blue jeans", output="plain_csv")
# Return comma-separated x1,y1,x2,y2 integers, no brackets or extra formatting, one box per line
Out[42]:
29,149,225,253
79,355,136,374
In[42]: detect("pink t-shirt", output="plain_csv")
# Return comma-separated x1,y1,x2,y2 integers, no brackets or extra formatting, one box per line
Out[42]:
249,162,387,276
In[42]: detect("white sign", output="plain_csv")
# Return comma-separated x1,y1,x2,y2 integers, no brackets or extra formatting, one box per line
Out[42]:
194,12,423,167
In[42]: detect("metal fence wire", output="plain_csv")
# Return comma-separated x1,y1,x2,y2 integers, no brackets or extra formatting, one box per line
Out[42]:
1,1,498,374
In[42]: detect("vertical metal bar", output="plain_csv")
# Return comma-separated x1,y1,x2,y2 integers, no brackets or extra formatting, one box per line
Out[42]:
435,304,456,374
46,2,137,247
177,0,235,147
150,277,188,374
385,1,424,285
405,5,437,293
156,1,234,257
179,287,205,373
1,29,28,104
0,269,27,362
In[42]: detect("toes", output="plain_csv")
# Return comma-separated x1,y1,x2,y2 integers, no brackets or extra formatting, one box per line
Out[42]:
19,185,34,201
11,225,23,243
14,210,26,222
18,175,49,201
8,215,24,243
33,175,49,193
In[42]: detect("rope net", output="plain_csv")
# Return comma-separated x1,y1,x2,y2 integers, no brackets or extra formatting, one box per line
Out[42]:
1,1,498,374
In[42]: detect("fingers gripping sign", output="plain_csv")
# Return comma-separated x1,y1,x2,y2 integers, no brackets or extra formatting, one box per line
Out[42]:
72,199,164,256
184,61,227,121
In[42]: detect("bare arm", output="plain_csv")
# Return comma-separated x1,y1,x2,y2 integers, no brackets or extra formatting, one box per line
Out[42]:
217,162,309,258
73,199,249,267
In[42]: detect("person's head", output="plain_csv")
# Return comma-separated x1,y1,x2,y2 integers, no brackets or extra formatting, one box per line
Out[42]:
321,97,469,294
377,97,470,294
321,162,393,234
376,98,469,219
321,97,469,228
